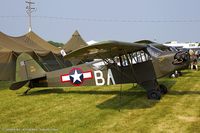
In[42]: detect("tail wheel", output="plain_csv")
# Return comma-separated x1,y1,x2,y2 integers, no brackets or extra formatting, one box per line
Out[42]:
159,84,168,94
147,90,161,100
178,71,182,76
170,73,178,78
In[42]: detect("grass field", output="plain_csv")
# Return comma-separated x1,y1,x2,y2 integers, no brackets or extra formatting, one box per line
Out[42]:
0,69,199,133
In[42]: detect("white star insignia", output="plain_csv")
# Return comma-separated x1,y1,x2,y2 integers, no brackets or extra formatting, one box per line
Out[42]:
70,70,83,83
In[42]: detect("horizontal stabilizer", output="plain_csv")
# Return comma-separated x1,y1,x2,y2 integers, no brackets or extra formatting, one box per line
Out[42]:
9,80,29,90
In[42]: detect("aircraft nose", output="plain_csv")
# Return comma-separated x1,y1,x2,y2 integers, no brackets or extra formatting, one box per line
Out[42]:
172,51,190,65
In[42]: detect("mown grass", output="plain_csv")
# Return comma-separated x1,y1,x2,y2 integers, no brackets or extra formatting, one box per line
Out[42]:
0,69,199,133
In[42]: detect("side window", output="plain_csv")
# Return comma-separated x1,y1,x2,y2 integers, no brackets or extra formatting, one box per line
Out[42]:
90,50,152,68
120,55,129,66
113,57,121,66
129,50,151,64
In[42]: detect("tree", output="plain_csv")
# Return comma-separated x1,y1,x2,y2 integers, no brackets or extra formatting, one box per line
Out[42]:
48,41,64,48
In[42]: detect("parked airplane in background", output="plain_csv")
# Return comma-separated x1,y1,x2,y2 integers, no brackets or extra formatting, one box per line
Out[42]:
10,40,190,100
164,41,200,49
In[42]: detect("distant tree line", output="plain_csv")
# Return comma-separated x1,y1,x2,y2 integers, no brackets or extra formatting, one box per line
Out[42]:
48,41,64,48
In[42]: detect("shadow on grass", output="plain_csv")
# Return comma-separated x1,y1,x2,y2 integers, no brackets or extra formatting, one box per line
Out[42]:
180,71,191,75
181,69,200,77
20,80,200,110
96,90,157,110
20,88,66,96
24,86,200,96
24,81,170,110
97,80,175,110
168,90,200,95
96,89,200,110
23,88,145,96
24,87,157,110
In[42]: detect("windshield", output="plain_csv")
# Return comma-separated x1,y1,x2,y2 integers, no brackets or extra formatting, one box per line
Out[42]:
147,45,162,57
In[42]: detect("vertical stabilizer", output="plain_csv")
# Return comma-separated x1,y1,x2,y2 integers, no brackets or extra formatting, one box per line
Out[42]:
15,53,46,82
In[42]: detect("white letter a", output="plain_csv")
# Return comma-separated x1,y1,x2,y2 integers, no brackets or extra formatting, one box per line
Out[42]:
107,69,115,85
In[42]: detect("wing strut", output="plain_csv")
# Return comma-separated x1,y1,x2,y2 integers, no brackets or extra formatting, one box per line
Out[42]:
123,49,139,84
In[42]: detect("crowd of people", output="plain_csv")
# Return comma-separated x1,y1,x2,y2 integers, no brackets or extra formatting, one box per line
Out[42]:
189,49,199,70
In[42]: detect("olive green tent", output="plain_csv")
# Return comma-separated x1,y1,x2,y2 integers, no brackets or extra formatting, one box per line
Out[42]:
9,31,60,54
0,31,70,81
0,32,34,81
9,31,67,71
0,44,16,81
0,32,33,54
63,30,88,53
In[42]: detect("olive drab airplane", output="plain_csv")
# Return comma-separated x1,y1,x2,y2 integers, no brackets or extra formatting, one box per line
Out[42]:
10,40,190,100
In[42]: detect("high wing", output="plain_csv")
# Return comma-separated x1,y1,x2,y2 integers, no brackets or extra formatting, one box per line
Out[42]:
64,40,146,60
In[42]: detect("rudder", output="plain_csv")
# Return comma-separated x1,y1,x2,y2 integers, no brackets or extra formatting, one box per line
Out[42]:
10,53,46,90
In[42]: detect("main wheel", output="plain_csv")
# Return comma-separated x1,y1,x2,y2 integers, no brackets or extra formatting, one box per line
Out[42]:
147,90,161,100
159,84,168,94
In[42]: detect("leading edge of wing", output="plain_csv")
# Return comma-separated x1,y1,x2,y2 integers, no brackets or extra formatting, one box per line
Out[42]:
64,40,146,60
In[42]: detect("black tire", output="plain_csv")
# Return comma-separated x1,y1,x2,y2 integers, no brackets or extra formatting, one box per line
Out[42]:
170,73,178,78
175,73,179,77
147,90,161,100
159,84,168,94
178,71,182,76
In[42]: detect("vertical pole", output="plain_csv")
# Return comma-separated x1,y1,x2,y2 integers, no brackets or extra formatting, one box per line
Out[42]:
26,0,36,32
29,1,32,32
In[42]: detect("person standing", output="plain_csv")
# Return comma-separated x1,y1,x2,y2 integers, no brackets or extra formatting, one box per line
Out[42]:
189,49,198,70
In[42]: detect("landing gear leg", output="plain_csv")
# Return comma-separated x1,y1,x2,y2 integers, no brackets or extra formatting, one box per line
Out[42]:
23,81,33,95
159,84,168,94
23,87,32,95
147,84,168,99
141,80,162,100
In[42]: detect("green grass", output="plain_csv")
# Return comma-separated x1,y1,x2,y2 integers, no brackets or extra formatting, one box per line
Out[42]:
0,70,200,133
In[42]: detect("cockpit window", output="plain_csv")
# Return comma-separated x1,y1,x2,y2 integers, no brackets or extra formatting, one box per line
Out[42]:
169,47,178,52
147,45,162,57
150,44,178,52
153,45,168,51
119,55,129,66
90,50,152,68
129,50,151,64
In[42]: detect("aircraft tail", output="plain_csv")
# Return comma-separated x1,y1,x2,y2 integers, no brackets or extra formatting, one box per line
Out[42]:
10,53,47,90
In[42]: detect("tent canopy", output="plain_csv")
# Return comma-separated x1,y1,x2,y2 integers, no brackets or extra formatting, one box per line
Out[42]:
8,31,60,55
0,31,67,81
63,30,88,53
0,32,32,53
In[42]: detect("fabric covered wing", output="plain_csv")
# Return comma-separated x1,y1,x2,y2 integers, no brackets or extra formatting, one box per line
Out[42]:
64,41,146,60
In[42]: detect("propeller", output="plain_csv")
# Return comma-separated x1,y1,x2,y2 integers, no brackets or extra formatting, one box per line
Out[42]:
172,51,190,65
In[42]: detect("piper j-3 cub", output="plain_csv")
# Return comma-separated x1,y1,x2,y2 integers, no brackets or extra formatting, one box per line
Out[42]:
10,40,189,100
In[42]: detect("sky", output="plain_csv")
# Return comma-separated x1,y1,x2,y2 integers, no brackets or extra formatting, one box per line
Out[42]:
0,0,200,43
